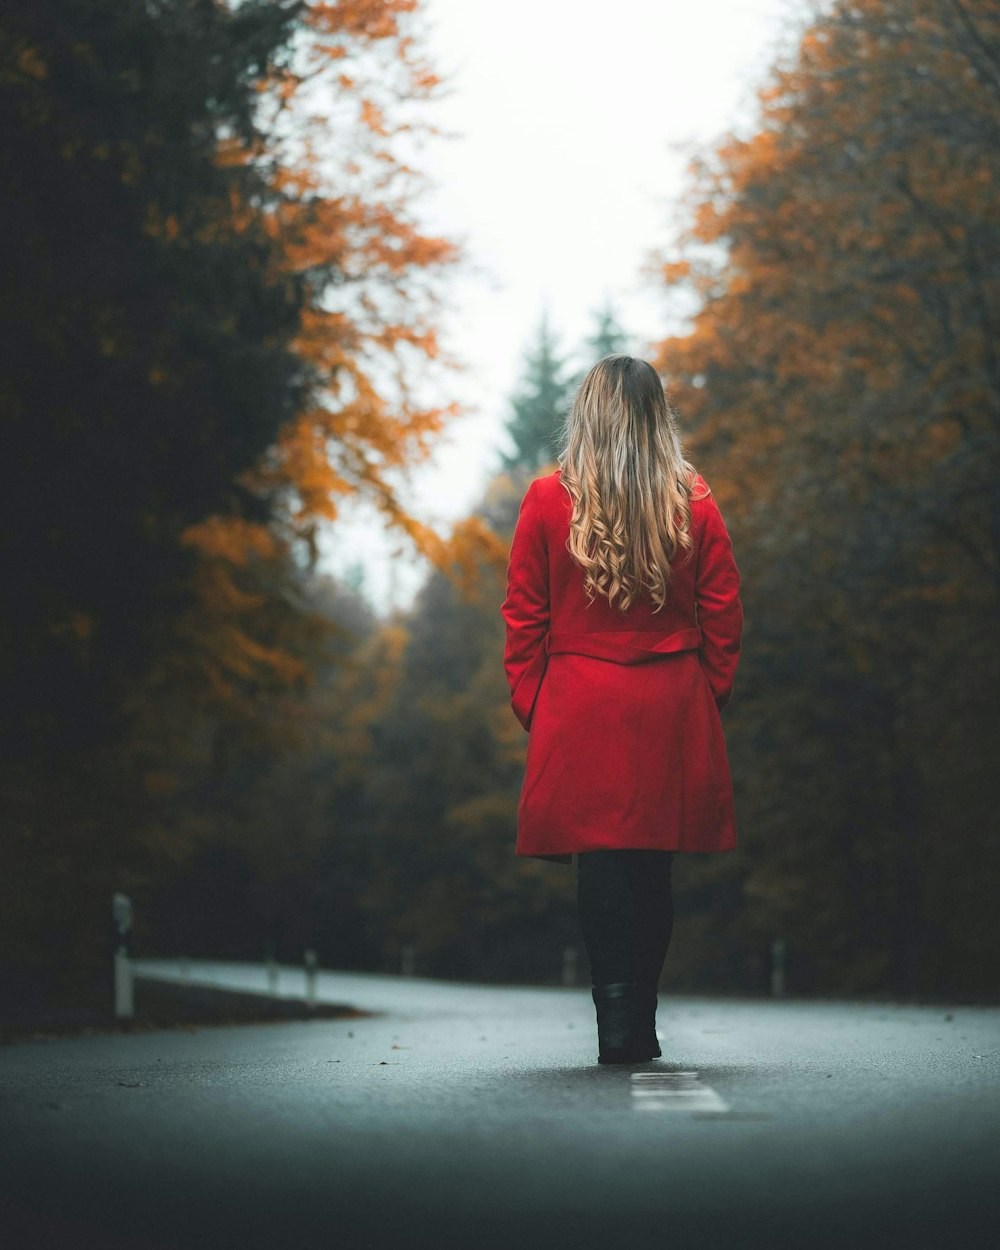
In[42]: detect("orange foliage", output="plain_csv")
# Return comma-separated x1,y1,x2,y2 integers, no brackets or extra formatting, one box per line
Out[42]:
198,0,465,583
651,0,1000,516
162,0,474,728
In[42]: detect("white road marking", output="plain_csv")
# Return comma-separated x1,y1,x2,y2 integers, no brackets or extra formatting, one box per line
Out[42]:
630,1071,730,1113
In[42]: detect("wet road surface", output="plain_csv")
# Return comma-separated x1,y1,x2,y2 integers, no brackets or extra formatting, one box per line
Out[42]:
1,959,998,1249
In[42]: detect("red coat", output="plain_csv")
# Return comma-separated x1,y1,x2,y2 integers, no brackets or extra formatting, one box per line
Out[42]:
500,468,743,864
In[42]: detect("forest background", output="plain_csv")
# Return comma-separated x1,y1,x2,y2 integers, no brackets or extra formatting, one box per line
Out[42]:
1,0,997,1011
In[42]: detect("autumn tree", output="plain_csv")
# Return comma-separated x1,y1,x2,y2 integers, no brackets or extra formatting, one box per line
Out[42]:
649,0,1000,995
320,472,578,982
143,579,399,969
0,0,466,996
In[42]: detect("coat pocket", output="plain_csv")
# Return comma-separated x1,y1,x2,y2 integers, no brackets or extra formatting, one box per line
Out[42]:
511,634,550,731
697,651,730,712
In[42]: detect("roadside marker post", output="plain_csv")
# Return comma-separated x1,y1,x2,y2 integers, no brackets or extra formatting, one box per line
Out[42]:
112,893,134,1020
770,938,787,998
304,948,318,1008
400,942,416,977
265,948,279,996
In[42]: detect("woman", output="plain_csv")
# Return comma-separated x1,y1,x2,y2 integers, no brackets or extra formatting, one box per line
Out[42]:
500,354,743,1065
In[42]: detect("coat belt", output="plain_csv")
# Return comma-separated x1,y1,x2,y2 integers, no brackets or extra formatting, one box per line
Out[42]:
511,627,703,731
545,627,703,664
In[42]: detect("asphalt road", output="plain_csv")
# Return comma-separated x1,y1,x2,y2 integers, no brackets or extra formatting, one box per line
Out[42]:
2,959,998,1249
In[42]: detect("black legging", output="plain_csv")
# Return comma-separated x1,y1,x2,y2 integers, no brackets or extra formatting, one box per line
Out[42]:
576,850,675,989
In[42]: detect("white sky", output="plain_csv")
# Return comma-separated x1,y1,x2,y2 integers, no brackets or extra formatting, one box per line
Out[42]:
316,0,804,614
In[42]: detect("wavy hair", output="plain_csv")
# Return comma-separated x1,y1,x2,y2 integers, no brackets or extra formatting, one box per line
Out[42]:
556,355,703,614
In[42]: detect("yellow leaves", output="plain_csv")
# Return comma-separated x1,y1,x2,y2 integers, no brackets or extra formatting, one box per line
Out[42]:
274,67,299,104
214,136,257,169
306,1,412,39
757,82,784,105
15,45,48,80
49,609,95,642
218,625,309,684
267,165,322,201
352,214,458,274
142,202,186,242
360,99,389,135
180,515,278,566
385,509,449,568
380,621,409,668
273,413,357,522
322,620,411,782
179,616,310,707
173,517,315,719
445,516,509,600
662,260,691,284
120,153,141,186
193,561,267,615
692,199,724,244
411,68,440,93
368,322,440,356
800,26,834,71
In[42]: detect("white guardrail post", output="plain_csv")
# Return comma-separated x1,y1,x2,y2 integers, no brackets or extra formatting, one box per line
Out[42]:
112,892,134,1019
304,948,318,1008
265,948,279,996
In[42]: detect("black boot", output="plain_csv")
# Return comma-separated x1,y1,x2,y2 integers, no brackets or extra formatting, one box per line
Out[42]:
592,981,658,1064
635,983,662,1059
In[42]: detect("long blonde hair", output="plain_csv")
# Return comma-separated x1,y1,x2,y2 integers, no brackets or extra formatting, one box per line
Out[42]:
557,355,702,614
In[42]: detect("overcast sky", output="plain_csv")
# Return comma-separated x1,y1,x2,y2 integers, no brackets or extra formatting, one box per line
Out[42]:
316,0,804,613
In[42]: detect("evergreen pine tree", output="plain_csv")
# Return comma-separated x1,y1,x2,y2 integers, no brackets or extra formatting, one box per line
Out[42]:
566,298,632,392
499,311,572,473
583,298,630,363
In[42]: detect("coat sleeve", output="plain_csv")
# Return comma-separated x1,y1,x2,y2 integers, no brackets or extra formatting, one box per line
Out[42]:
694,492,743,711
500,479,550,731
